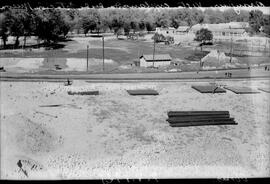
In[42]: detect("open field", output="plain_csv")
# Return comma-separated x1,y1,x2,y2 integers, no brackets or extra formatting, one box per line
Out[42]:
1,36,269,71
1,79,270,179
0,36,205,62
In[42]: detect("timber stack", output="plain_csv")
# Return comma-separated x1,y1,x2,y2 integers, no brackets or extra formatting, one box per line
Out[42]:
166,111,237,127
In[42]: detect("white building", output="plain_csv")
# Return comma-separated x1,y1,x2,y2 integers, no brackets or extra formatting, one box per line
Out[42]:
139,54,172,68
155,27,176,37
189,22,249,41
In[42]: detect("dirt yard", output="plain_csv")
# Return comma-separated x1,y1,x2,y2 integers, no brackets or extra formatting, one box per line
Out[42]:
1,79,269,179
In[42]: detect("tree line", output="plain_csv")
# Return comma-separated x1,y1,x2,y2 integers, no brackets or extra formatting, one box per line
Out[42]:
0,6,269,49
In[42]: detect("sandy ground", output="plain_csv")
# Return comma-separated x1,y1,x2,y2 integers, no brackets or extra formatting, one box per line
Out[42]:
1,79,270,179
1,58,117,73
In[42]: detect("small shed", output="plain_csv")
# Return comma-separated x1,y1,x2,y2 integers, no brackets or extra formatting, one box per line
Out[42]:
139,54,172,68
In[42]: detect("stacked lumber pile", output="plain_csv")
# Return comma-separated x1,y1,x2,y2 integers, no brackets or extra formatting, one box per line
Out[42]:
258,87,270,93
166,111,237,127
224,86,260,94
67,91,99,95
191,85,226,93
127,89,159,95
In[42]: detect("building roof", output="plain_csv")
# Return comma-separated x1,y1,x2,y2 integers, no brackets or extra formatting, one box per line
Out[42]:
177,26,190,32
216,29,246,34
156,27,176,31
140,54,172,62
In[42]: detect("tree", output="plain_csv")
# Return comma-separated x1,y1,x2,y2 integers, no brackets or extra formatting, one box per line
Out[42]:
9,8,26,48
194,28,213,51
249,10,264,33
223,9,238,23
187,8,204,26
204,9,224,24
0,9,12,49
152,33,165,43
109,10,125,38
262,14,270,36
145,21,155,32
138,21,145,31
154,10,171,28
236,10,249,22
79,9,100,36
33,8,69,44
81,16,96,35
61,9,80,34
123,22,131,35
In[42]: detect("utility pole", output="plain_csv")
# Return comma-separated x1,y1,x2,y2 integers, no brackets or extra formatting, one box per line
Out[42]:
229,26,232,63
86,45,89,71
102,36,105,72
152,39,156,67
214,50,220,85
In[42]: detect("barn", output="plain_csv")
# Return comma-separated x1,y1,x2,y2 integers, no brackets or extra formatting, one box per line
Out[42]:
139,54,172,68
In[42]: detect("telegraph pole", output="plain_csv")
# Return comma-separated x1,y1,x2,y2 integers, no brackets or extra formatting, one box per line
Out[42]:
229,26,232,63
102,36,105,72
86,45,89,71
152,39,156,67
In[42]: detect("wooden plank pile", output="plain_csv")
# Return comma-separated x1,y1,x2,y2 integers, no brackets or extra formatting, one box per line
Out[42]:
191,85,226,93
258,87,270,93
67,91,99,95
127,89,159,95
224,86,260,94
166,111,237,127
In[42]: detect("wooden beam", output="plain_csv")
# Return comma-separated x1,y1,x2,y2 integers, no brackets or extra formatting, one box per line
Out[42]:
167,115,230,122
167,118,235,124
167,111,229,117
169,120,237,127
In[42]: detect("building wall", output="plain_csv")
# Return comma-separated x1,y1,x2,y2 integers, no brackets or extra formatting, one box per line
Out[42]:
140,58,171,67
156,28,175,37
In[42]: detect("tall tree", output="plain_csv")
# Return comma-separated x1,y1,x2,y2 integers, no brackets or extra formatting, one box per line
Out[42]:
0,9,12,48
9,8,26,48
249,10,264,33
223,9,238,23
33,8,69,43
204,9,224,24
194,28,213,51
262,14,270,36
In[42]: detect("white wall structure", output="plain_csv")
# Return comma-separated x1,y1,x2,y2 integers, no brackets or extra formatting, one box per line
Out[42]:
189,22,249,41
139,54,172,68
155,27,176,37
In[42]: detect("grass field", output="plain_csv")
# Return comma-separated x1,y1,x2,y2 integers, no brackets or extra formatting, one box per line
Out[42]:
0,36,206,63
1,35,269,73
